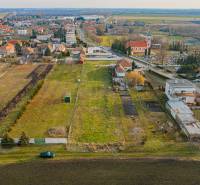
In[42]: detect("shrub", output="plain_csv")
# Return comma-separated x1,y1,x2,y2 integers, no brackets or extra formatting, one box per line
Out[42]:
18,132,29,146
1,133,15,147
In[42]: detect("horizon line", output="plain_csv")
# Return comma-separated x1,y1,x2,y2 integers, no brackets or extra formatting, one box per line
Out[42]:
1,7,200,10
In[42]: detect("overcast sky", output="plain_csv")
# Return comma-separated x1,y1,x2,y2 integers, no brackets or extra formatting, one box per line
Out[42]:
1,0,200,9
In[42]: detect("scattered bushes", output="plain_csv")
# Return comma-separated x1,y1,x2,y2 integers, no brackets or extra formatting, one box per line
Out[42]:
18,132,29,146
1,133,15,147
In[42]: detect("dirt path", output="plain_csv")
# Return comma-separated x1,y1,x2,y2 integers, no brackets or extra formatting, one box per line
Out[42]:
0,71,8,79
120,91,138,116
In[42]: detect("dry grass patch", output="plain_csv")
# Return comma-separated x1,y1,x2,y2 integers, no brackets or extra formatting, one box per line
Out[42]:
0,64,36,110
10,64,82,138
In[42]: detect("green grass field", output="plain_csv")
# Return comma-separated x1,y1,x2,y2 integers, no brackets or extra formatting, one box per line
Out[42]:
9,64,82,138
109,15,200,24
70,61,132,143
1,62,200,164
99,35,127,47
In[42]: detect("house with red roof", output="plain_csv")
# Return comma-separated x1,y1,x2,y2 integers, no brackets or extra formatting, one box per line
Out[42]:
115,59,132,77
126,34,152,55
126,41,148,55
0,43,15,56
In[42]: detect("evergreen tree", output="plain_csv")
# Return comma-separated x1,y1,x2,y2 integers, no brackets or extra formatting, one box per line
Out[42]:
132,60,137,70
31,29,37,39
15,43,22,56
1,133,14,147
148,48,151,56
44,47,51,56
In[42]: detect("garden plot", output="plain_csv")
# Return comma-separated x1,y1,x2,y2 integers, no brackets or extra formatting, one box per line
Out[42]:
144,101,163,112
128,88,179,150
10,64,82,138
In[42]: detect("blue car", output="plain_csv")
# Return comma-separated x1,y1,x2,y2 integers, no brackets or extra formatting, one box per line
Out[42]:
40,151,55,158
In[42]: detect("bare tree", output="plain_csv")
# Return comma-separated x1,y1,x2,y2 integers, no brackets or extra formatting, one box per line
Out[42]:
159,41,168,65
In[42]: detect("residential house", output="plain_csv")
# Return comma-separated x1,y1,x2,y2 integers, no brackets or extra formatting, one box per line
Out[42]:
53,44,66,53
17,29,28,36
115,59,132,78
0,43,15,56
37,34,52,42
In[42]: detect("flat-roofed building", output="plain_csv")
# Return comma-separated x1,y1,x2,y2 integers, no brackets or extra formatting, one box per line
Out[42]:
165,79,196,104
166,100,200,140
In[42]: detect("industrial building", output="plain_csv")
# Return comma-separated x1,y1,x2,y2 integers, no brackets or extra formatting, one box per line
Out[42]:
165,79,196,104
165,79,200,141
166,100,200,140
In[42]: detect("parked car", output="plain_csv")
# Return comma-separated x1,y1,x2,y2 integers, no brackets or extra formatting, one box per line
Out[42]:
39,151,55,158
193,79,200,83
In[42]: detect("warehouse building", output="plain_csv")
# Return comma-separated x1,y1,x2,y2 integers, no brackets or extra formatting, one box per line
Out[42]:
166,100,200,140
165,79,196,104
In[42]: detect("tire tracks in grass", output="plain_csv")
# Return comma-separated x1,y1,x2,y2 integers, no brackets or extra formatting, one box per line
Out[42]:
67,64,84,144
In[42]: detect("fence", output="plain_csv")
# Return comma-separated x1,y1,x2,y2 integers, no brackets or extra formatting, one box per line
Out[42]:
0,138,67,145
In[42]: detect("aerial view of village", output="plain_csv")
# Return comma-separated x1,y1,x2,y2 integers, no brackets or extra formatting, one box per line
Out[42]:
1,4,200,185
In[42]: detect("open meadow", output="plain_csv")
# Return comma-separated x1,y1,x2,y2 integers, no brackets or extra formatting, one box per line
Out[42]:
70,61,133,144
98,35,127,47
109,15,200,24
9,64,82,138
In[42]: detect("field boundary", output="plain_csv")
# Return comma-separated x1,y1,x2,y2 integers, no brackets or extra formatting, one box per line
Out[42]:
0,138,67,144
66,64,84,144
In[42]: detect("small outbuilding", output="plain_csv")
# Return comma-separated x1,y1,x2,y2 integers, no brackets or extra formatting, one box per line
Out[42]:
64,96,71,103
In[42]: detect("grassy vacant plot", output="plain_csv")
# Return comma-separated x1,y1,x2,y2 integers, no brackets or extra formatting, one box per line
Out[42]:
1,159,200,185
10,64,82,138
0,64,36,110
110,15,200,24
99,35,127,47
71,61,134,144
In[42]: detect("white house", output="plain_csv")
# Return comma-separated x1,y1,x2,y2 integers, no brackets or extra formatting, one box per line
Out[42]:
37,34,52,41
17,29,28,35
87,47,112,56
115,64,126,77
115,59,132,78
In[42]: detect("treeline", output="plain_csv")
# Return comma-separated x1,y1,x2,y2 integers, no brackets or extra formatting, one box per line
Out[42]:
111,39,127,54
84,29,102,44
169,41,188,52
177,53,200,74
